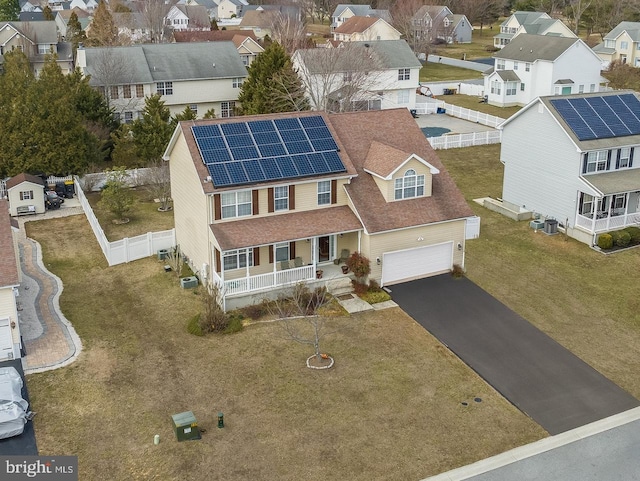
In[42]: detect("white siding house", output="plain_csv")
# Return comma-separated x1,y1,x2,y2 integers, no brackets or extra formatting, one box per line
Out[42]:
484,34,606,107
75,42,248,120
593,22,640,68
332,16,401,42
292,40,421,112
500,91,640,245
494,10,575,49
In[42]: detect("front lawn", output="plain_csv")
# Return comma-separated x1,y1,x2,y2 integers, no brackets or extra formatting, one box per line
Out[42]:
85,187,174,241
438,145,640,400
25,215,544,481
432,28,498,60
420,62,483,82
437,94,521,119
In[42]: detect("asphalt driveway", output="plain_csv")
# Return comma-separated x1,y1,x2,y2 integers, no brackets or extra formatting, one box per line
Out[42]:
389,275,640,435
0,360,38,455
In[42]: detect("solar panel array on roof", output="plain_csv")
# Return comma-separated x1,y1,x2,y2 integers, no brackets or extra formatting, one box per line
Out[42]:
550,94,640,141
191,115,345,187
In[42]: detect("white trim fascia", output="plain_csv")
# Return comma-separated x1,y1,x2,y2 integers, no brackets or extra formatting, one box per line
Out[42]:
385,153,440,179
368,215,468,236
342,185,369,236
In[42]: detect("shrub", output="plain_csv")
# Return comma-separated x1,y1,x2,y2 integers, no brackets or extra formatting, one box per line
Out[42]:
346,252,371,283
610,230,631,248
201,285,229,332
240,302,267,320
360,290,391,304
223,316,244,334
351,280,368,295
368,279,382,292
186,314,204,336
624,226,640,245
597,233,613,250
451,264,464,278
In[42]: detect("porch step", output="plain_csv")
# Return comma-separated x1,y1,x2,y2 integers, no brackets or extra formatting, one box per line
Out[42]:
326,277,353,296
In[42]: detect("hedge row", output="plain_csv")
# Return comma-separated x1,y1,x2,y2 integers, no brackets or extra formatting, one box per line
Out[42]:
597,226,640,249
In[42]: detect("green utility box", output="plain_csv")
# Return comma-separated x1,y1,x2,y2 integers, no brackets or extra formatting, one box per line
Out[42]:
171,411,201,442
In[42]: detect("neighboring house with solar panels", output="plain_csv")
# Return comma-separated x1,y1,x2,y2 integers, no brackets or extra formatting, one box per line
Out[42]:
500,91,640,246
493,10,575,49
75,42,247,122
593,22,640,68
484,34,605,107
163,109,476,309
292,40,421,112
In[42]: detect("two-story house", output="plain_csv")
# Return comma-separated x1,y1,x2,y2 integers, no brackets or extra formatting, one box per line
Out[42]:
164,5,210,32
0,200,24,360
113,12,150,44
483,34,605,107
217,0,248,20
173,30,264,67
75,42,248,121
56,8,91,40
493,10,575,49
292,40,421,112
179,0,218,21
500,91,640,246
593,22,640,68
163,109,476,309
330,4,391,31
0,21,74,76
411,5,471,44
332,16,401,43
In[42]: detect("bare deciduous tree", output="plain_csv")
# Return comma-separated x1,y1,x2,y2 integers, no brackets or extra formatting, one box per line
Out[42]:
141,159,172,211
138,0,174,43
567,0,593,34
294,42,390,112
270,11,311,55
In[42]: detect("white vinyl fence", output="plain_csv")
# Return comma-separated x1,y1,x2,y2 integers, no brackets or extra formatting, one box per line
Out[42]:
74,176,175,266
1,175,74,199
427,130,502,149
414,101,506,128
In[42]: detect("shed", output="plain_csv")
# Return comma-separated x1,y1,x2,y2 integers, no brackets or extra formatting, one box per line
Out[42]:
6,174,45,217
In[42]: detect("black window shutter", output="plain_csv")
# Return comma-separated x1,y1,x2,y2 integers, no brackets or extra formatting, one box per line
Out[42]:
582,153,588,174
606,150,612,170
616,149,621,169
630,148,635,168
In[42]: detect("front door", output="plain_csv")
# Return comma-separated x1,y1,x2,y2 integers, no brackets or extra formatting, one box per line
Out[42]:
318,236,330,263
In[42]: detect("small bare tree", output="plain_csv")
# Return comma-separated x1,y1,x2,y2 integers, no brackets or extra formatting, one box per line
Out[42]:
138,0,174,43
270,11,310,55
269,283,336,362
295,42,389,112
141,159,172,211
201,283,229,332
85,48,137,113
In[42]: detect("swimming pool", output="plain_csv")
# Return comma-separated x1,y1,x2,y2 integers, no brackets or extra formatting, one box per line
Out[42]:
421,127,451,137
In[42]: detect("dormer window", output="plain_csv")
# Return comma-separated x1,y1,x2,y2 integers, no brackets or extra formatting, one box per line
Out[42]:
395,169,425,200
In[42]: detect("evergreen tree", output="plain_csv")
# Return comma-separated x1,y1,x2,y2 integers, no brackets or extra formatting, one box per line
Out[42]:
0,0,19,21
203,108,216,119
171,105,197,128
86,1,118,46
210,18,218,30
111,125,143,168
67,12,87,51
42,5,54,20
238,42,309,115
131,94,173,163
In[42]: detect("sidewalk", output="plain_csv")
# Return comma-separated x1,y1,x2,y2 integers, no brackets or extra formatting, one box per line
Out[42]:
15,201,84,374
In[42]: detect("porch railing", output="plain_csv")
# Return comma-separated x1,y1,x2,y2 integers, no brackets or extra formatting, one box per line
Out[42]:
576,212,640,232
223,264,315,296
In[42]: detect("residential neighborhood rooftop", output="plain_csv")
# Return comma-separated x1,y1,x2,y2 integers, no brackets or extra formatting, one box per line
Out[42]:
494,34,580,61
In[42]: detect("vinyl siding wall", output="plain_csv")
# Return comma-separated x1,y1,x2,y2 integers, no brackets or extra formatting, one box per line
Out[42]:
169,133,211,274
501,102,586,225
7,183,45,216
0,288,21,356
365,220,466,281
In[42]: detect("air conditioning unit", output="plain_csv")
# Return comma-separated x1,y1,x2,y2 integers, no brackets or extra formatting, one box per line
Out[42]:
180,277,198,289
530,220,545,230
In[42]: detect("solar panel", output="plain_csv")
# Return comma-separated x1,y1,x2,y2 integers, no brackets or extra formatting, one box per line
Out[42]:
551,94,640,141
191,115,346,187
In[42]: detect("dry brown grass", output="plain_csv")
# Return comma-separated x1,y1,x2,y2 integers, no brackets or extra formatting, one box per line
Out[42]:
25,216,544,481
438,94,521,119
85,187,174,241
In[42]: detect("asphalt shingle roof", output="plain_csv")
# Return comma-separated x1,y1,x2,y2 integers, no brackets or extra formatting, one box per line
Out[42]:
604,21,640,41
494,34,579,62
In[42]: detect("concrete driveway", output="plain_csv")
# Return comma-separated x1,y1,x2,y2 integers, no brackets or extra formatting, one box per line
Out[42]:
389,275,640,435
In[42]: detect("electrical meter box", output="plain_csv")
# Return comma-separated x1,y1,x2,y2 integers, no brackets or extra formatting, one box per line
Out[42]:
171,411,201,442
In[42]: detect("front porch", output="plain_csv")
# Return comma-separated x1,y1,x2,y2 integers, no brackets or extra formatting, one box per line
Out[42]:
576,189,640,234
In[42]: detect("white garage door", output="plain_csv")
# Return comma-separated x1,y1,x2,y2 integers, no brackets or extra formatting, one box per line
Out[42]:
382,242,453,286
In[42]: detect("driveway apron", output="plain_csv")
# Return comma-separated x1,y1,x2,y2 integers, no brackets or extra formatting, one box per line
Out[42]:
390,275,640,435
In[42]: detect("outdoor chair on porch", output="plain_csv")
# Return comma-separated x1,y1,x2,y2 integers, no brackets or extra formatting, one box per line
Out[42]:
280,260,291,270
294,257,303,268
334,249,350,265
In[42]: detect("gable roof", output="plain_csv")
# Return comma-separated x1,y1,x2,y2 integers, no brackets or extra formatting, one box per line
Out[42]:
19,11,45,21
296,40,421,73
503,10,549,27
239,9,277,28
81,42,247,85
494,34,579,62
0,200,19,288
333,15,378,34
173,4,210,27
6,173,44,189
240,4,300,19
0,20,58,43
604,21,640,41
112,12,145,30
332,4,372,18
334,109,472,233
363,142,439,179
173,29,259,43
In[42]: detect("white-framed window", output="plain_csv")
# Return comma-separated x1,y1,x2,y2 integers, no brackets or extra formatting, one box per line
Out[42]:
619,147,631,168
274,185,288,211
19,190,33,200
157,81,173,95
221,190,251,218
123,85,131,98
189,104,198,116
275,242,289,262
241,55,249,66
579,192,594,216
124,111,134,124
110,86,119,99
525,62,530,72
136,84,144,97
232,77,243,88
221,101,235,118
394,169,425,200
604,39,615,48
317,180,331,205
223,249,253,270
506,82,517,95
496,59,505,70
520,83,525,91
578,84,584,93
585,150,608,173
554,86,560,95
513,61,518,70
621,41,629,50
397,89,409,104
398,68,410,80
490,80,501,95
589,83,596,92
37,44,51,54
612,193,627,212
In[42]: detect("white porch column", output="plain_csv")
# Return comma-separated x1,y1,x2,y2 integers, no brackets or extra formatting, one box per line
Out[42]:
245,248,250,280
357,230,361,253
312,237,317,273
